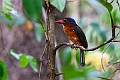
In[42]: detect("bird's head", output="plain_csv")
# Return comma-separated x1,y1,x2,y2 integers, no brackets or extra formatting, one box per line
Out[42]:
55,17,76,26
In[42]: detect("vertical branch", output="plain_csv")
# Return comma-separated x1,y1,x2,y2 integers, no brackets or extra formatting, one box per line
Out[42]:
44,1,56,80
109,11,115,38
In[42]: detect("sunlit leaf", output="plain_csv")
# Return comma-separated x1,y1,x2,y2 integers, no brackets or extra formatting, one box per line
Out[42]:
98,0,113,12
34,23,43,42
10,49,22,60
22,0,43,21
19,54,29,68
2,0,12,13
0,60,7,80
10,49,38,72
27,56,38,72
50,0,66,12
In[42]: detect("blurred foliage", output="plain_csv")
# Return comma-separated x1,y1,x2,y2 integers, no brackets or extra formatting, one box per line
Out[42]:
0,60,8,80
0,9,25,29
10,49,38,72
22,0,43,21
59,48,98,80
58,0,120,80
34,23,44,42
1,0,120,80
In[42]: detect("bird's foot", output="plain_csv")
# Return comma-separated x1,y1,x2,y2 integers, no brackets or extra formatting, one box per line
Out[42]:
70,44,78,50
70,44,75,49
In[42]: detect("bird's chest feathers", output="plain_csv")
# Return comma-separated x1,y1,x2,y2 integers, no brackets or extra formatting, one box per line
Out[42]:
63,26,78,41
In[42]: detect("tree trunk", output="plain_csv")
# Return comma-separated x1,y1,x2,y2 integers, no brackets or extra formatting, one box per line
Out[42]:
45,2,55,80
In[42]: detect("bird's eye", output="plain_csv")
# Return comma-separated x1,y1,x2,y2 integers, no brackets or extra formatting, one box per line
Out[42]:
63,19,67,22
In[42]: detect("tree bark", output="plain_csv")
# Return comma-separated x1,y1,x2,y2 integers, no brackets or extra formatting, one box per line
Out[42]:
45,2,55,80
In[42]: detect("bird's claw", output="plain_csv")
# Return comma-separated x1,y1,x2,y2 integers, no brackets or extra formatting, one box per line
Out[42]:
70,44,75,49
70,44,78,50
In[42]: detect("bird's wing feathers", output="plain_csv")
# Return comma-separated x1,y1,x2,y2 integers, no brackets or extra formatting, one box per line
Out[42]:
72,26,88,48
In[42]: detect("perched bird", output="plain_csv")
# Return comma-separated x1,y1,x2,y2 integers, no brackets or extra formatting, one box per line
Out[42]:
55,17,88,66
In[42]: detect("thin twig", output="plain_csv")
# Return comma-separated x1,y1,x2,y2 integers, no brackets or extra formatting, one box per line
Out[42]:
101,30,120,71
101,42,112,71
54,37,114,52
109,10,115,38
115,25,120,29
55,73,63,76
116,0,120,10
38,19,46,32
113,40,120,42
110,0,114,3
37,18,49,41
96,76,113,80
2,25,18,67
38,43,48,80
54,28,120,52
111,69,120,75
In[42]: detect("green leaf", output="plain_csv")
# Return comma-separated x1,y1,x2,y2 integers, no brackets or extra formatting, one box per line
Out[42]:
0,60,8,80
22,0,43,21
10,49,22,60
50,0,66,12
34,23,43,42
27,56,38,72
98,0,113,12
10,49,38,72
19,54,29,68
3,13,12,29
62,65,83,80
4,13,12,21
2,0,12,13
62,47,71,65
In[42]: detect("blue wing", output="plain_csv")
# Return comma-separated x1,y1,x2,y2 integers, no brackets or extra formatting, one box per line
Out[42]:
72,26,88,48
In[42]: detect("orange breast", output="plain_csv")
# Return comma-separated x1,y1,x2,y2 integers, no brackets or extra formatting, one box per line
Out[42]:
63,26,83,46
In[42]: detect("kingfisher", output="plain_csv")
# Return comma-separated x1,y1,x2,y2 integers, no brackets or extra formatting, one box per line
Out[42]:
55,17,88,66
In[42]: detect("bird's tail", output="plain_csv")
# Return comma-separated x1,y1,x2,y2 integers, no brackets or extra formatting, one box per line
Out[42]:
80,49,85,66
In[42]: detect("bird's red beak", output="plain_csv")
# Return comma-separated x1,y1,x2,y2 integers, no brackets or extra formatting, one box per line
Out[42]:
55,20,63,24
